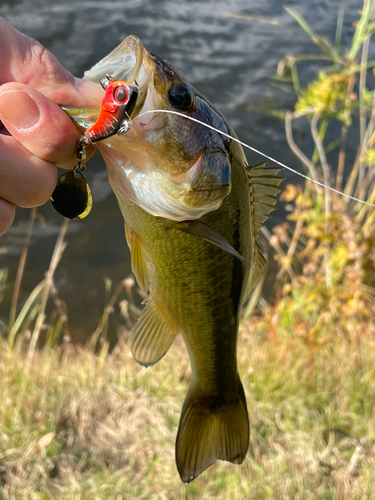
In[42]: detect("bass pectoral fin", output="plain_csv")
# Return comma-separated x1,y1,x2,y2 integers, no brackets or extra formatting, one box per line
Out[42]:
131,295,178,367
174,220,250,267
125,225,154,294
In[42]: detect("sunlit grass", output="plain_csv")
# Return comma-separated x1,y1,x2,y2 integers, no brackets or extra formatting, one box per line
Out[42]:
1,313,375,499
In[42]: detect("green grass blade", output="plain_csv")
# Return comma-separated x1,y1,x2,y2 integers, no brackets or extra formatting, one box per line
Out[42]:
348,0,375,61
284,6,335,57
335,0,346,56
8,280,45,349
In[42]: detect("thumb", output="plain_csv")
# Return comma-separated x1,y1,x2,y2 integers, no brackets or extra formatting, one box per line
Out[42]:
0,82,94,168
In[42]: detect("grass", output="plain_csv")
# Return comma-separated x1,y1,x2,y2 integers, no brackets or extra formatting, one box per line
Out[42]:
1,313,375,499
1,1,375,498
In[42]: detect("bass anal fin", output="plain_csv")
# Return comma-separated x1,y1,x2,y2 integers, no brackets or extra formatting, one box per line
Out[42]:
131,295,178,367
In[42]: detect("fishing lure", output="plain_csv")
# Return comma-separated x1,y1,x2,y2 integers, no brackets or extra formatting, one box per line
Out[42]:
51,76,138,219
85,75,139,143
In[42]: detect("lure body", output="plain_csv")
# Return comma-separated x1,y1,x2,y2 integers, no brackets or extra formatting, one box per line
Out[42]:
51,77,138,219
85,77,138,143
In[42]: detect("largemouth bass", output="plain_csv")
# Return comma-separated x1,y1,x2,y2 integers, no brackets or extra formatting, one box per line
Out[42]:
66,36,282,482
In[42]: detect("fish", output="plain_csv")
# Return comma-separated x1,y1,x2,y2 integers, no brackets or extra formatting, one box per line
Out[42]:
64,35,283,482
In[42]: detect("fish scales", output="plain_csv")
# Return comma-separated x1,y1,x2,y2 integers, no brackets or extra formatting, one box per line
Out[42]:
116,141,250,365
108,139,253,483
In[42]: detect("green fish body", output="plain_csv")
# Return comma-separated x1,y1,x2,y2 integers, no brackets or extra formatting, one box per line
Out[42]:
66,35,282,482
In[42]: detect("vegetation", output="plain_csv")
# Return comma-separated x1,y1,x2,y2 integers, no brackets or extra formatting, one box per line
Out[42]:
268,0,375,363
1,309,375,499
1,2,375,498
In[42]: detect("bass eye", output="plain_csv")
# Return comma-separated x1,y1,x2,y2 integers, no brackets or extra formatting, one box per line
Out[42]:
168,84,192,110
114,86,128,103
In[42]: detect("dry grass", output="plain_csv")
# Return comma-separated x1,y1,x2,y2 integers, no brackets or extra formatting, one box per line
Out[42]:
1,313,375,499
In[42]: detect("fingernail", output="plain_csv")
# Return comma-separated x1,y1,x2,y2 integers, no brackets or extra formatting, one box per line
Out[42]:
0,91,40,129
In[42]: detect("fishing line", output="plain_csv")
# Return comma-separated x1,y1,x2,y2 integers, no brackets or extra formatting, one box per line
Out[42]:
135,109,375,208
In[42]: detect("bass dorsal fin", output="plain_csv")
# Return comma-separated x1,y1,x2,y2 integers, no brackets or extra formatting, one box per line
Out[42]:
243,162,283,300
246,162,284,238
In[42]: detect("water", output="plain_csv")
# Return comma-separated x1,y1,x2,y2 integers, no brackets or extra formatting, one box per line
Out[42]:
0,0,365,340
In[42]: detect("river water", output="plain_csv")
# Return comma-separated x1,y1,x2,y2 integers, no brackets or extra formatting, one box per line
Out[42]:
0,0,366,341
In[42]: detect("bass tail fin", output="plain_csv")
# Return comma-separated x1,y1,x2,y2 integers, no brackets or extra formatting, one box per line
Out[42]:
176,379,249,483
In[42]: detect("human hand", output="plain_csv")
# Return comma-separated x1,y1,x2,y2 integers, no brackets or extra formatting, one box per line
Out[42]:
0,17,103,235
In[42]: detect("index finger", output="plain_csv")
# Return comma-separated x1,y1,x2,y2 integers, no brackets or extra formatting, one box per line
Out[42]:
0,16,103,106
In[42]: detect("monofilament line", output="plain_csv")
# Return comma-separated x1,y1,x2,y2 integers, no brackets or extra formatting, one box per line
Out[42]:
136,109,375,208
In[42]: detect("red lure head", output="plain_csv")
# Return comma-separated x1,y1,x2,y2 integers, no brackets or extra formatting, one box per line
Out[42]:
85,77,138,143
